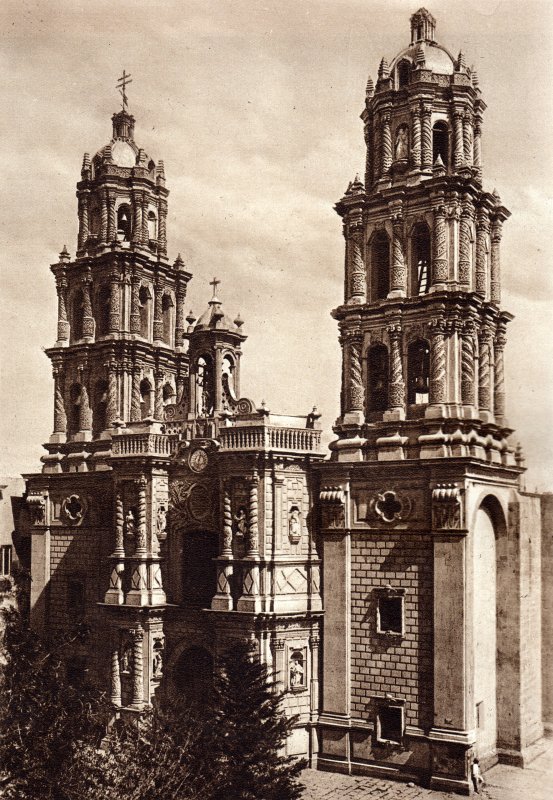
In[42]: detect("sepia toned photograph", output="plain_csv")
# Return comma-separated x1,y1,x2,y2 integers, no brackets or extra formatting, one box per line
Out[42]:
0,1,551,798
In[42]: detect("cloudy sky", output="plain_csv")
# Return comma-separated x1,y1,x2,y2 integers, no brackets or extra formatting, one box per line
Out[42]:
1,0,552,489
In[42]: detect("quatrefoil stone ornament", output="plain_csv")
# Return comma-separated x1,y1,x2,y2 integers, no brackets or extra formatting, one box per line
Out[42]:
61,494,87,525
375,491,403,523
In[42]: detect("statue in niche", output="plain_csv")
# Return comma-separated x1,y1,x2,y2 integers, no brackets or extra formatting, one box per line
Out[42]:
233,507,247,539
288,506,301,544
395,125,409,161
290,651,305,688
125,509,136,539
156,504,167,541
120,641,132,674
152,640,164,679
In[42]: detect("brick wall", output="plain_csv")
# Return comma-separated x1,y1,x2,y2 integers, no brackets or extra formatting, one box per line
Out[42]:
351,532,433,729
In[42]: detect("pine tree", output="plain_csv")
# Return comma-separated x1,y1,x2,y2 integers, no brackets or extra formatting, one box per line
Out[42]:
204,640,306,800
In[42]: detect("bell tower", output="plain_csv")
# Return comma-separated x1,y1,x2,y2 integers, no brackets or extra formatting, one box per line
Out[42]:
316,9,544,791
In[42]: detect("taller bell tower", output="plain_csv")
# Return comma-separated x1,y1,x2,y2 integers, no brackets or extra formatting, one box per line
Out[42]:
316,9,544,791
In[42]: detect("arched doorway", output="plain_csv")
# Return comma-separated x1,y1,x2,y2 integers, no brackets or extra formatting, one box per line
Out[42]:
182,529,218,607
172,645,214,705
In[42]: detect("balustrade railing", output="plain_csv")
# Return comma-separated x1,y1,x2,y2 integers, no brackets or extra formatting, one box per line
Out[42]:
112,433,178,457
219,426,320,453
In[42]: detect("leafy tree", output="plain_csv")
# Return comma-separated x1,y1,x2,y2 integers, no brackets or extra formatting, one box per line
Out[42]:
0,606,109,800
204,640,306,800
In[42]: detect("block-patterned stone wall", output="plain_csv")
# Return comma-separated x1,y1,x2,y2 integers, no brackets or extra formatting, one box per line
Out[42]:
350,532,433,729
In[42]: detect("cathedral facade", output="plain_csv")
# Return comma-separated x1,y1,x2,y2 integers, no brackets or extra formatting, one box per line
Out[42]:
15,9,549,794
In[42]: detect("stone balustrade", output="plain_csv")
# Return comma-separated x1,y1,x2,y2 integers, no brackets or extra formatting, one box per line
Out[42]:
112,433,178,458
219,425,321,453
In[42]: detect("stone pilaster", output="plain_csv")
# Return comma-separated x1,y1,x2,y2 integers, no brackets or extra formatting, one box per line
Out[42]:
154,371,164,420
106,362,118,428
175,281,187,346
387,324,405,415
363,113,373,187
56,277,69,342
247,471,260,557
153,278,164,343
346,233,366,305
109,271,120,333
141,193,149,244
135,477,147,555
390,211,406,296
494,329,507,422
131,627,144,708
421,103,432,169
52,367,67,435
490,218,502,305
478,327,493,414
410,103,421,169
130,273,141,334
158,198,168,255
458,201,472,288
431,204,448,290
273,638,286,694
475,209,489,297
82,274,94,339
100,194,108,242
463,110,473,166
77,194,89,251
429,318,447,405
346,335,364,414
130,366,141,422
132,191,143,245
107,191,116,242
453,110,464,170
381,110,392,174
473,113,483,180
461,321,476,407
110,643,121,706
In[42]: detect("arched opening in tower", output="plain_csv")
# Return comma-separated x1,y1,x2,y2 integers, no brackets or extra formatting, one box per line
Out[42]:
181,529,218,607
397,59,411,89
407,339,430,405
71,290,85,341
96,284,111,336
196,355,215,417
140,378,153,418
138,285,151,338
367,343,389,413
370,230,390,301
411,223,431,295
432,121,449,167
117,204,131,241
68,383,82,436
162,293,173,345
147,210,157,241
92,380,108,437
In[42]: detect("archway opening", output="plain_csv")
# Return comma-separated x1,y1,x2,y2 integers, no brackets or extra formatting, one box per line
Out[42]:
411,223,431,295
367,344,389,413
370,231,390,301
140,378,153,419
432,121,449,167
407,339,430,405
117,204,131,241
172,646,214,706
182,529,218,608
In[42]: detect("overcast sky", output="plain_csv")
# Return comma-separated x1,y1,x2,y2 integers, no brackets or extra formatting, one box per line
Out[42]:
1,0,552,490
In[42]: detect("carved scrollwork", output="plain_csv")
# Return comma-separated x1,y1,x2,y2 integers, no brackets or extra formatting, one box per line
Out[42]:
27,494,46,525
432,484,463,529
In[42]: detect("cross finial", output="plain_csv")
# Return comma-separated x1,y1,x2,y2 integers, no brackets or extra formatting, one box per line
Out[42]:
210,277,221,298
116,70,133,111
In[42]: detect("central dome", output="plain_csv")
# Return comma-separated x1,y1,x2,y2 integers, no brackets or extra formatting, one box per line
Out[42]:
391,40,455,75
110,139,137,167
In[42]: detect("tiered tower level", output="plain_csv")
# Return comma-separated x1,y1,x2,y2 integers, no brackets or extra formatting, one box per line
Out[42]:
315,9,545,792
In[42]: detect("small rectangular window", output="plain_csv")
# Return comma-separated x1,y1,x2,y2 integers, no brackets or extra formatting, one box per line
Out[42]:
376,591,404,635
0,545,12,576
377,705,404,744
476,701,485,729
67,576,85,620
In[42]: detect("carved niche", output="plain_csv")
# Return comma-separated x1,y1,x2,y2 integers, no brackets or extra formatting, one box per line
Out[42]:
27,493,46,525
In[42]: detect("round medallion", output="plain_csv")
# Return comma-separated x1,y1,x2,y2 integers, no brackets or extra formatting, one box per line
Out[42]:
188,448,208,473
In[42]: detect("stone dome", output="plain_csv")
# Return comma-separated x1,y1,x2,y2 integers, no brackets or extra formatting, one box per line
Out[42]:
110,139,138,167
391,40,455,75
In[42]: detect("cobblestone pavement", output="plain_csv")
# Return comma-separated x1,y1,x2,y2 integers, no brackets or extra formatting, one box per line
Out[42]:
301,738,553,800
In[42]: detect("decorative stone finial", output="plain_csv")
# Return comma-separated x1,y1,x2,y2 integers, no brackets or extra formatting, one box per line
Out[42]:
365,76,374,98
433,153,446,175
186,310,196,326
137,148,147,167
378,58,389,80
410,7,436,44
234,312,244,328
456,50,466,71
174,253,185,270
81,152,91,172
346,174,364,196
59,245,70,263
515,442,526,467
492,188,501,204
471,68,479,88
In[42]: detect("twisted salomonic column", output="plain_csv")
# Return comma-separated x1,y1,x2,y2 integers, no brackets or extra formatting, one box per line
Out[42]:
478,327,493,413
106,362,118,428
131,628,144,707
458,202,473,288
494,328,507,422
56,276,69,342
410,103,421,169
247,471,259,557
158,198,168,256
130,273,141,333
53,367,67,434
222,484,233,557
154,371,164,420
107,191,116,242
175,281,187,346
347,335,364,413
176,371,186,405
390,213,406,294
461,320,476,406
381,111,392,174
77,194,89,251
490,218,502,305
130,366,141,422
153,279,164,342
388,325,405,411
132,191,143,245
453,110,465,171
463,110,473,166
347,231,366,304
141,193,149,245
109,271,120,333
110,644,121,706
364,113,373,187
429,319,447,404
475,209,489,297
82,274,94,339
473,113,483,181
373,121,381,180
114,489,125,556
78,369,92,432
432,204,448,288
100,193,108,243
135,477,147,555
421,103,432,169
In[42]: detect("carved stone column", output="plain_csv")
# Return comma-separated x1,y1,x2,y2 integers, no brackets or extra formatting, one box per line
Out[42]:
473,114,483,180
176,371,186,405
53,367,67,434
221,484,233,558
114,489,125,557
346,230,366,305
56,277,70,343
132,191,143,245
429,319,447,405
130,273,141,334
461,321,476,407
212,483,234,611
346,335,364,413
175,282,187,346
130,366,142,422
131,628,144,707
141,193,149,245
310,634,321,718
494,329,507,422
381,110,392,174
107,191,116,242
463,110,473,166
431,204,448,290
390,212,406,295
106,362,118,428
154,371,164,420
490,219,502,305
475,209,489,297
135,477,148,555
421,103,432,169
77,194,89,251
153,278,164,343
410,104,421,169
111,643,121,706
458,202,472,288
363,114,373,187
109,271,120,333
82,274,94,339
100,193,108,242
478,327,493,413
273,638,286,694
387,324,405,415
78,370,92,432
453,111,464,170
158,198,168,255
247,472,260,557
